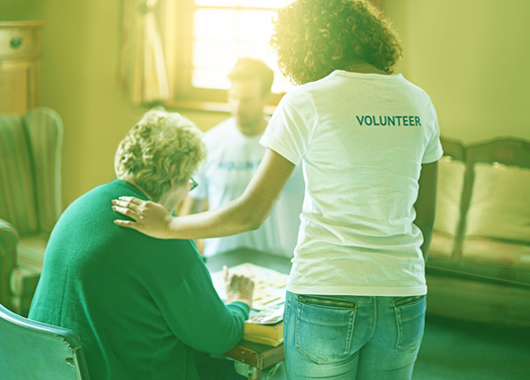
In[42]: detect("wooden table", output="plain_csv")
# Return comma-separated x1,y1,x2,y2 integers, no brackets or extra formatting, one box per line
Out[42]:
225,339,285,380
206,248,291,380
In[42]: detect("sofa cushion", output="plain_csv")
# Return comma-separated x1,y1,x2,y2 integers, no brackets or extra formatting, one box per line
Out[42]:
0,116,39,236
428,156,466,265
433,156,466,237
460,237,530,285
426,273,530,326
465,163,530,242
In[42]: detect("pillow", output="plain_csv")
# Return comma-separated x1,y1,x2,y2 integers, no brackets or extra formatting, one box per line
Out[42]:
433,156,466,236
465,163,530,242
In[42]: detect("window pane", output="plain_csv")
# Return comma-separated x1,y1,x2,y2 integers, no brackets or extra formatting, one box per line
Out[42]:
194,0,237,7
193,40,237,69
195,0,291,8
238,10,274,42
194,9,237,40
238,0,294,8
235,42,268,59
192,68,231,89
272,72,294,93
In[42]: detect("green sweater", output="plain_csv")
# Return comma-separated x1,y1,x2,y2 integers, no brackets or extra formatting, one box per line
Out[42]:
29,179,249,380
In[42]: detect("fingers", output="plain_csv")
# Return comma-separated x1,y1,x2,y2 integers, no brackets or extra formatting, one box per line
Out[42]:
113,219,139,230
118,196,142,205
111,204,141,221
112,199,142,212
224,265,229,283
111,196,152,221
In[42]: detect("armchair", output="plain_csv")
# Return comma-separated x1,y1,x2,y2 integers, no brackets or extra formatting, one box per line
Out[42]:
0,107,62,316
0,302,90,379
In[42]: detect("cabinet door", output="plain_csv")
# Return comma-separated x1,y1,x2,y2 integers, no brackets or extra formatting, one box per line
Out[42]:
0,59,39,114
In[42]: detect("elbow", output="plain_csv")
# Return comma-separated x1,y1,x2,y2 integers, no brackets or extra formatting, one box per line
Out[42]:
246,215,264,231
233,199,269,232
236,214,264,233
207,326,244,355
210,340,240,356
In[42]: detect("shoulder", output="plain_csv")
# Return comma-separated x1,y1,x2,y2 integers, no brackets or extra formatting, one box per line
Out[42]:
397,75,434,102
277,86,315,114
274,85,319,123
204,118,237,140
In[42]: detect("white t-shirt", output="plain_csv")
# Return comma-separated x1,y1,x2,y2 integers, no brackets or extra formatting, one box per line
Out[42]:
260,70,443,297
191,118,304,258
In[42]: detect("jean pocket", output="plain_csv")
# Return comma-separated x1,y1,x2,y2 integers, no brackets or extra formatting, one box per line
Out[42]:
393,295,426,353
295,295,356,364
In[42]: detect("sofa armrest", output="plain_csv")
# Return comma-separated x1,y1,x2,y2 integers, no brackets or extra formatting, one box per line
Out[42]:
0,219,19,308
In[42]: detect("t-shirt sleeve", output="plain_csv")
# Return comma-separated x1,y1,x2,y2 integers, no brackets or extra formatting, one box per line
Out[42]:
149,243,249,355
260,90,317,166
422,104,444,164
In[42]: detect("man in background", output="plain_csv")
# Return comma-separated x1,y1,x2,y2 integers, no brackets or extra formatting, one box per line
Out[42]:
180,57,304,258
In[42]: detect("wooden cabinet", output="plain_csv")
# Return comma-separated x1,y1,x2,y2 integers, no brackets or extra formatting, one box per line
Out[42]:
0,21,44,114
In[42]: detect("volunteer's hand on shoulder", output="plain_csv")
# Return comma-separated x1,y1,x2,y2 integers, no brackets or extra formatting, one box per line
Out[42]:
112,196,172,239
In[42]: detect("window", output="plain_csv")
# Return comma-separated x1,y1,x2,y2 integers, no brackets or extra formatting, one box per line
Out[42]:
166,0,294,110
164,0,381,110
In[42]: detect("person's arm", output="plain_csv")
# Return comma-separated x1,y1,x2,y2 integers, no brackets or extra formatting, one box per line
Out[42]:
112,148,296,240
153,251,254,355
413,161,438,260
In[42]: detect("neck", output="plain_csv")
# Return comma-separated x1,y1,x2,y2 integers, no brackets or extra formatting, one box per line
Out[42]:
342,61,388,75
120,177,153,201
237,116,268,136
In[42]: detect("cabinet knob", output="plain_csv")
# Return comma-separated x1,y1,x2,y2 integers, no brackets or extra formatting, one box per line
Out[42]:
10,37,23,49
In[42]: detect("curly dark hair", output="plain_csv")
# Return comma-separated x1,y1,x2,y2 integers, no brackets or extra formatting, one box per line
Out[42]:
270,0,403,85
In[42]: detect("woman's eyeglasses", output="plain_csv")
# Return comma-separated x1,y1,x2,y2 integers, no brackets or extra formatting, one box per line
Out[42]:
188,177,198,192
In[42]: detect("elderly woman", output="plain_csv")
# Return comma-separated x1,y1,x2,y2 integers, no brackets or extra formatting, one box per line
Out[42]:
113,1,443,379
29,109,254,380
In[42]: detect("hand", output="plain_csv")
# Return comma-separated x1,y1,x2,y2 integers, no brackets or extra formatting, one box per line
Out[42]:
112,196,172,239
224,266,254,310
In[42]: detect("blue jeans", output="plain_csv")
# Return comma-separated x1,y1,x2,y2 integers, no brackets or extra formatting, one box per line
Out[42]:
284,291,426,380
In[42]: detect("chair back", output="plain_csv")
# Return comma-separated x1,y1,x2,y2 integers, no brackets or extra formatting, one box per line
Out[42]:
0,303,90,380
0,107,63,236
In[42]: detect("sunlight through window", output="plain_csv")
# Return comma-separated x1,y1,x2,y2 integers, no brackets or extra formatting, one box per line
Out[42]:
191,0,295,94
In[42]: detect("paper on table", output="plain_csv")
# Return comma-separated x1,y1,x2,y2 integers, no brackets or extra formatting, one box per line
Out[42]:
211,263,288,311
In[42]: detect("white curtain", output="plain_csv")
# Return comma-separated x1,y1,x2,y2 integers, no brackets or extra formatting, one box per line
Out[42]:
120,0,169,105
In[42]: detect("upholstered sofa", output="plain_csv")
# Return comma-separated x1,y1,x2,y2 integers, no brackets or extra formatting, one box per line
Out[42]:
426,137,530,326
0,107,63,316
